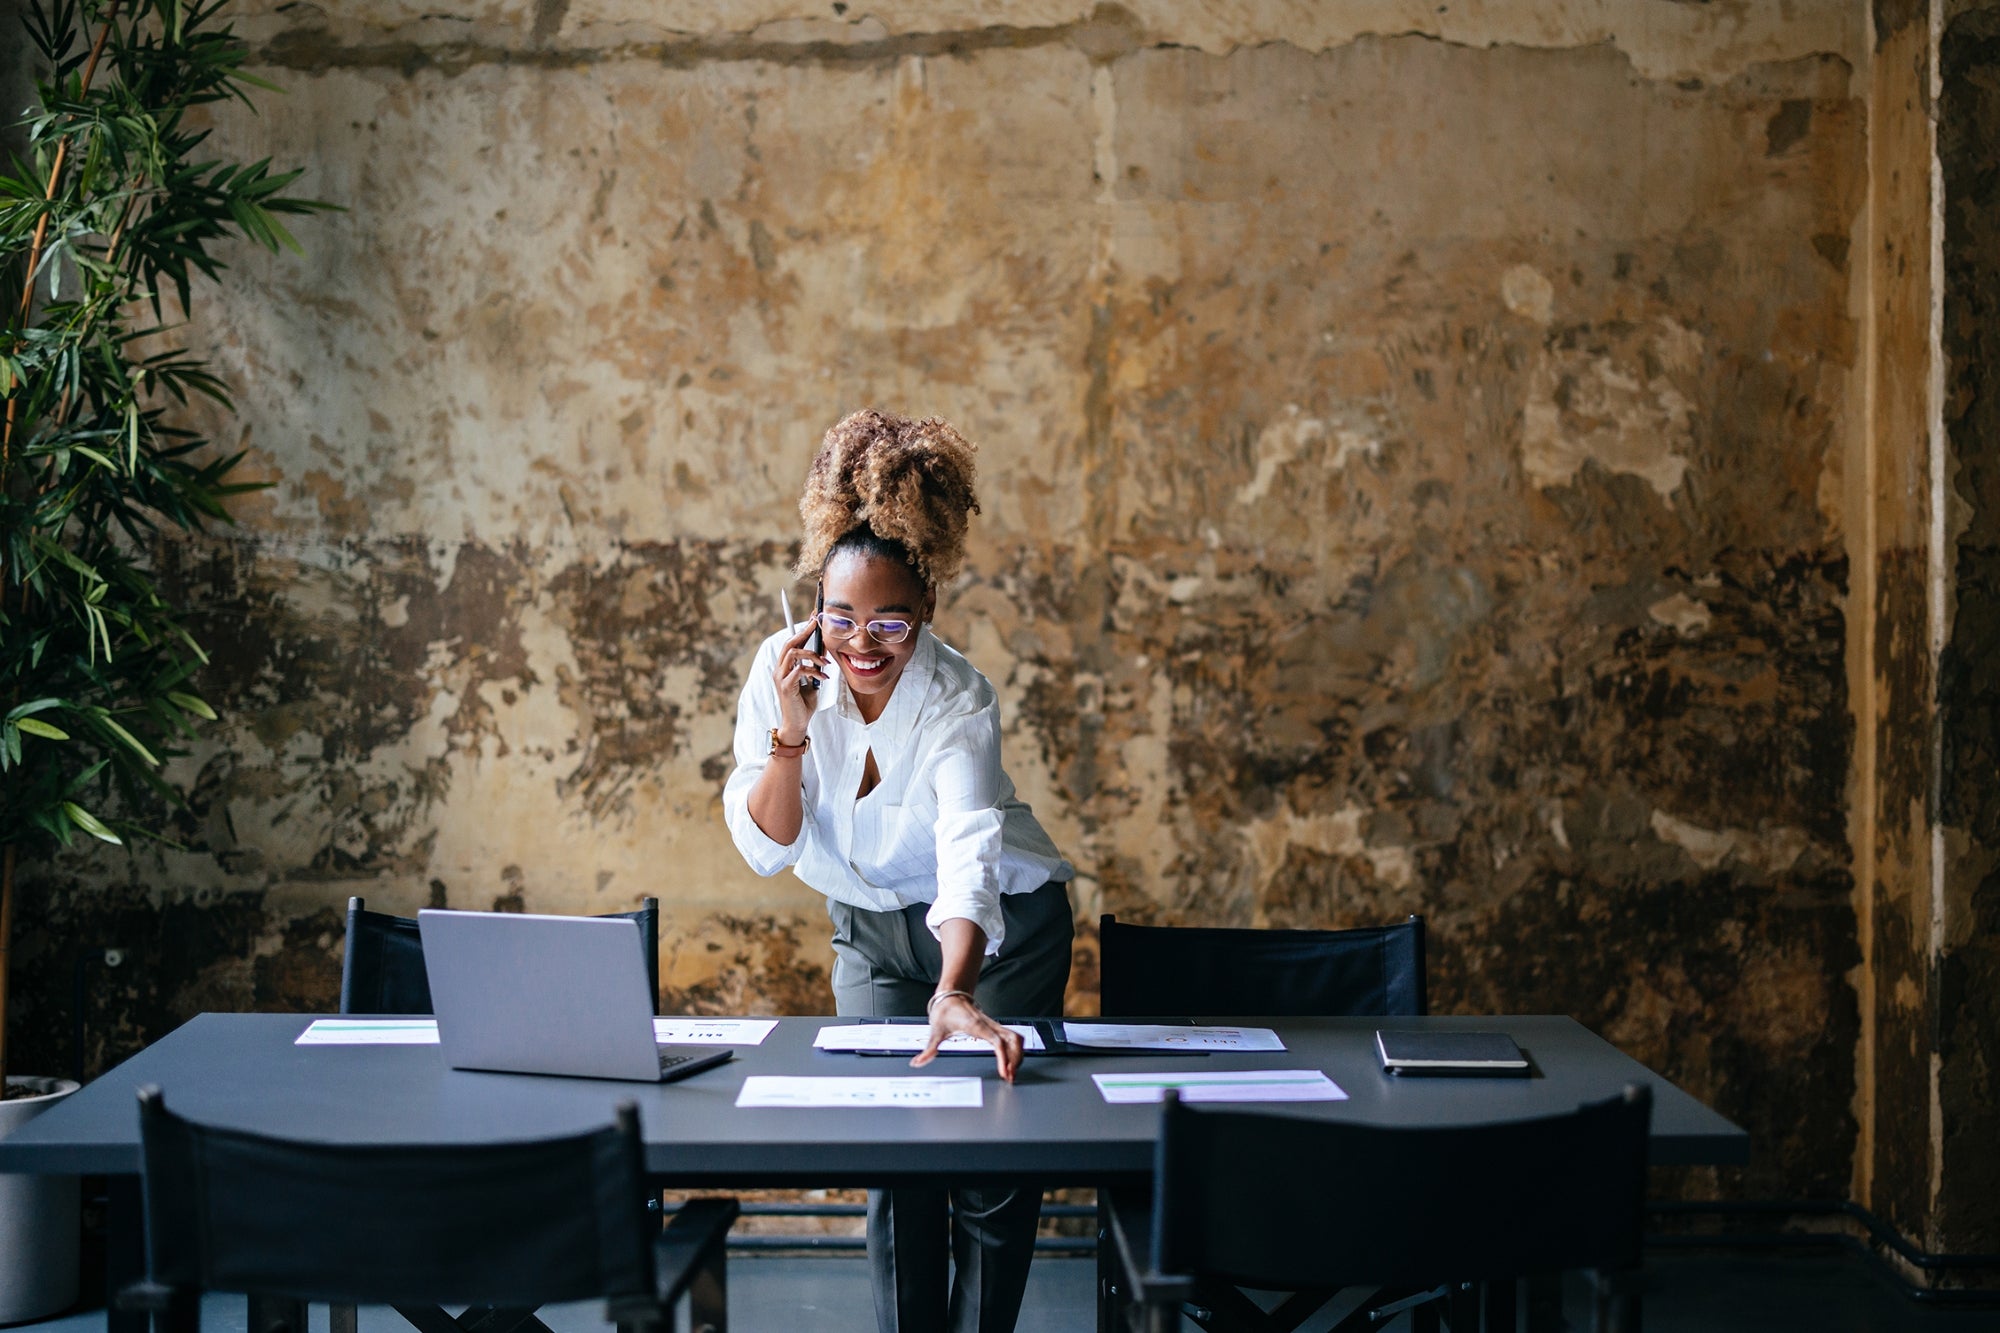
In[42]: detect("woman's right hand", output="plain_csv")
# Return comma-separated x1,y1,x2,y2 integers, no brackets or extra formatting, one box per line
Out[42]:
913,991,1023,1083
771,619,825,744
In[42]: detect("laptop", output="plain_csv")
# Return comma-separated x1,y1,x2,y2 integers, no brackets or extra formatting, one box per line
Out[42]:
418,908,732,1083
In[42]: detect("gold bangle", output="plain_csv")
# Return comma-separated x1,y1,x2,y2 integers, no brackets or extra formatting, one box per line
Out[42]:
927,988,974,1016
768,727,810,758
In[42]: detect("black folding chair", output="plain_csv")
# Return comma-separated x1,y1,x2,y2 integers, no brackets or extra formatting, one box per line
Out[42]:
1095,914,1427,1332
340,896,661,1016
1103,1087,1652,1333
333,895,664,1333
122,1086,738,1333
1097,914,1426,1018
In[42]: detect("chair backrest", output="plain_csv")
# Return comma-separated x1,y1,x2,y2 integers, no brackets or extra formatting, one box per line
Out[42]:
135,1086,654,1307
1097,914,1426,1018
341,897,661,1016
1150,1086,1652,1291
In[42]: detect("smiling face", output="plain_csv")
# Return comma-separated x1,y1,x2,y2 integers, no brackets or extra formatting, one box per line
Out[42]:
819,550,933,723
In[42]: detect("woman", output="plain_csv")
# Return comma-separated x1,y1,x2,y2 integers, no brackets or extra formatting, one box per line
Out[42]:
723,409,1075,1333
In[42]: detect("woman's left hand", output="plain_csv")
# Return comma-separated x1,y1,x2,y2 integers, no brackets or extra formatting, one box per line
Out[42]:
912,992,1023,1082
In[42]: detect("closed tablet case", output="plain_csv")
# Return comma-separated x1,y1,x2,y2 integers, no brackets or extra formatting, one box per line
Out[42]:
1376,1029,1531,1076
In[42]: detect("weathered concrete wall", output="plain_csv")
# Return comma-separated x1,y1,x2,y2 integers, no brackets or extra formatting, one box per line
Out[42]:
1935,0,2000,1259
1857,0,1942,1248
1844,0,2000,1266
9,1,1877,1209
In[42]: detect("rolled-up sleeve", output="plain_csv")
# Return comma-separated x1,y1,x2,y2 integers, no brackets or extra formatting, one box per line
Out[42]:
923,704,1009,955
722,639,811,876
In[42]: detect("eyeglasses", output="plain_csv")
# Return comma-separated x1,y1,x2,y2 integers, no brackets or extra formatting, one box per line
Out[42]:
817,613,915,645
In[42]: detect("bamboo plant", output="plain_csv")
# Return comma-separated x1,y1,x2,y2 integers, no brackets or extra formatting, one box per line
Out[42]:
0,0,330,1091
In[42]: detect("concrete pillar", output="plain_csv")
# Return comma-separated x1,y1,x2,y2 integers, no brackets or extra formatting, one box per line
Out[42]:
1932,0,2000,1261
1857,0,2000,1266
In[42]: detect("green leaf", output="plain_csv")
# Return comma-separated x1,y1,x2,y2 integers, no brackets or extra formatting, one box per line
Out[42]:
61,802,124,845
40,811,74,847
175,625,211,665
86,602,111,662
167,690,217,720
96,713,161,766
15,717,71,740
261,208,303,255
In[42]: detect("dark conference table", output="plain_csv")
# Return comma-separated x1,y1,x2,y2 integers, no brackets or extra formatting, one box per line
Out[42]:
0,1012,1746,1177
0,1012,1746,1325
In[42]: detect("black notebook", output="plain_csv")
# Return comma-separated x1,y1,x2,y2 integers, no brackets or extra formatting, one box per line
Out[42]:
1375,1030,1531,1077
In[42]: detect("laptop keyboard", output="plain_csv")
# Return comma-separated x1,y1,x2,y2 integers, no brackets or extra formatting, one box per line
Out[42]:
651,1043,731,1083
659,1049,707,1075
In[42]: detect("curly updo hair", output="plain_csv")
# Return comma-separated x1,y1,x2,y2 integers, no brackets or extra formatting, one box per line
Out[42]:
794,409,980,591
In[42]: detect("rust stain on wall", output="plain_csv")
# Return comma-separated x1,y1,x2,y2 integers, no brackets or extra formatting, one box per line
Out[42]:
657,912,829,1014
544,541,794,819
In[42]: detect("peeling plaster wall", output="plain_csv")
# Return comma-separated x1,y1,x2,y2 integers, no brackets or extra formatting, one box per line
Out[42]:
8,1,1881,1208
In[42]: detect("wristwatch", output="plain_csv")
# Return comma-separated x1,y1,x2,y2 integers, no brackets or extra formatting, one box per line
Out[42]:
768,727,810,759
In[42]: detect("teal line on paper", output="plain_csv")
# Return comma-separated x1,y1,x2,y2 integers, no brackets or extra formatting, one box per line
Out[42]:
1096,1074,1322,1088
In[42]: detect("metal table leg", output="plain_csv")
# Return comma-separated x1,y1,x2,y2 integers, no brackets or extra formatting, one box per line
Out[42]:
106,1175,145,1333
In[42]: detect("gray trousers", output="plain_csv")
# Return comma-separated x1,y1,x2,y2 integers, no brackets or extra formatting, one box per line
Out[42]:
828,882,1075,1333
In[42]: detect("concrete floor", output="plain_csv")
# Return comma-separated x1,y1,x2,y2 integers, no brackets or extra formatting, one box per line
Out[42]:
16,1252,2000,1332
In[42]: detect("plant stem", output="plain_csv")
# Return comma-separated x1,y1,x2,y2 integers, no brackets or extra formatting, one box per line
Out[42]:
10,0,121,325
2,0,122,473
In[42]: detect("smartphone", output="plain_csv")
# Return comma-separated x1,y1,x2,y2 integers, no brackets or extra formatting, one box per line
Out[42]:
780,586,823,694
803,584,824,691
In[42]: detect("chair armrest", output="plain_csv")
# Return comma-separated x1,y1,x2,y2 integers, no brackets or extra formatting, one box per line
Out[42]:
1102,1186,1193,1311
654,1196,741,1307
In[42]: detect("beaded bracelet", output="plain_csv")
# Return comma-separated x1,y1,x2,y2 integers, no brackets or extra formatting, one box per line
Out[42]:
927,988,974,1016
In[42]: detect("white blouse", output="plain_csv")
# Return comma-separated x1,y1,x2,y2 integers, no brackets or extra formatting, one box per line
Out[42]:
723,624,1073,955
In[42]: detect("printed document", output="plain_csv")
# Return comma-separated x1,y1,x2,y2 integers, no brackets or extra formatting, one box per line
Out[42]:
296,1018,440,1045
736,1076,984,1108
1061,1023,1285,1052
653,1018,779,1046
1091,1069,1347,1104
296,1016,778,1047
813,1023,1046,1053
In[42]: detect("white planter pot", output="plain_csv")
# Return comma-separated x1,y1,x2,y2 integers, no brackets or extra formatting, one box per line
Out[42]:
0,1076,81,1324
